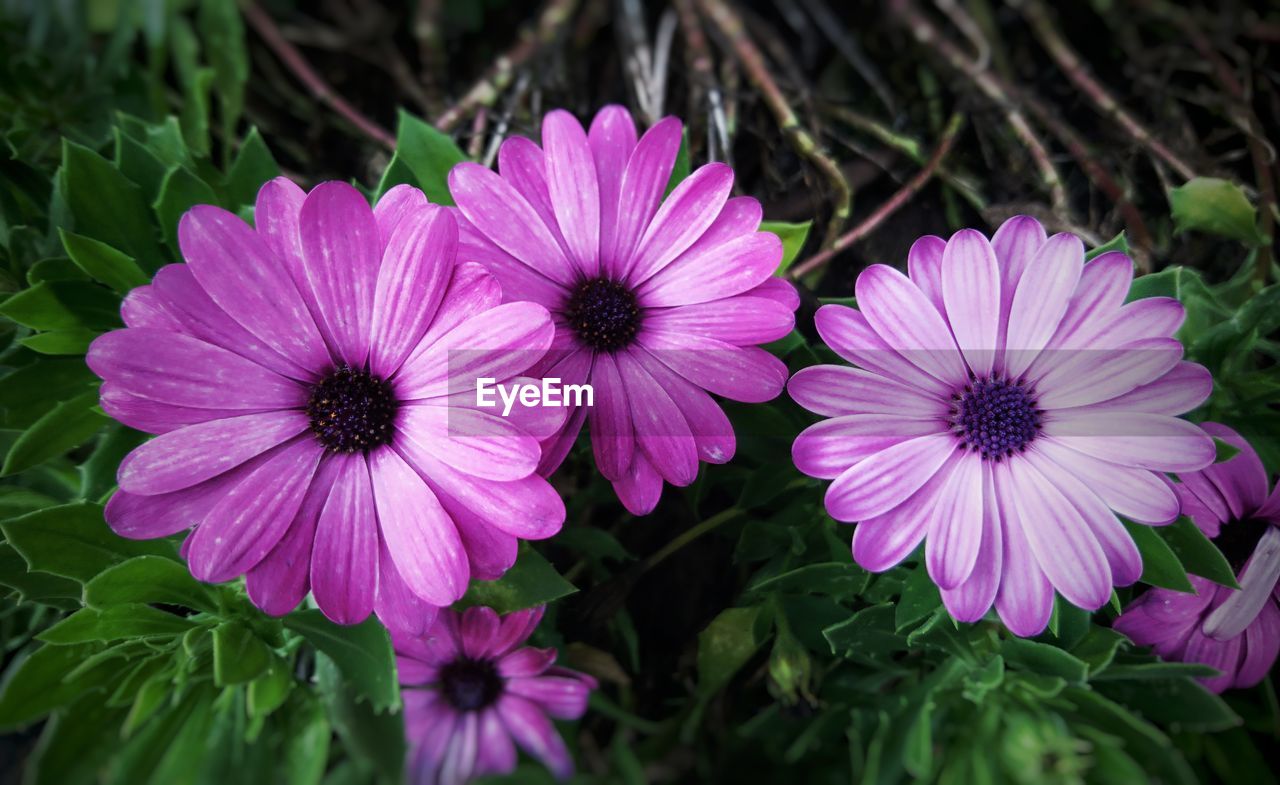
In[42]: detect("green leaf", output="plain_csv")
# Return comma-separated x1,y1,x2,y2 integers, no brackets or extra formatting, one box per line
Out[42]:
247,655,293,718
896,561,943,631
1090,662,1222,681
696,606,763,697
25,692,128,785
198,0,248,151
38,604,196,644
1070,626,1127,674
461,543,576,613
0,544,82,606
2,390,107,476
1212,436,1241,464
224,127,279,209
1154,515,1239,589
1169,177,1264,245
284,695,332,785
1086,232,1131,261
1094,676,1241,732
19,329,100,355
823,603,902,658
60,229,149,293
902,700,934,778
1122,520,1194,593
84,555,219,612
0,359,96,429
376,110,467,205
315,654,402,783
211,620,273,685
0,281,122,331
664,131,690,196
61,139,165,271
761,220,812,275
0,643,113,729
1000,638,1088,682
0,503,178,582
747,561,868,598
154,165,219,252
283,610,399,712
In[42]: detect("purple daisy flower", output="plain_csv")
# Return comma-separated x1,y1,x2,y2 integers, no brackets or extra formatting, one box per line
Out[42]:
448,105,798,515
787,216,1217,636
397,605,596,784
89,178,568,631
1114,424,1280,693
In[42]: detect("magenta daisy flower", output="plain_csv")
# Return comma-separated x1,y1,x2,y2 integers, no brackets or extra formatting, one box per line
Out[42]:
1114,424,1280,693
396,605,596,784
89,178,566,631
448,105,798,514
787,216,1217,636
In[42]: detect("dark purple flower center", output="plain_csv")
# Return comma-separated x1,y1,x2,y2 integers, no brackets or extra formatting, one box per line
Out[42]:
306,366,397,453
438,657,504,711
564,277,641,352
950,376,1042,461
1215,517,1267,573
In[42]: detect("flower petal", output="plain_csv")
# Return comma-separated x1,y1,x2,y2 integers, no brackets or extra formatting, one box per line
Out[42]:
941,229,1000,378
543,110,601,278
1003,232,1083,378
632,347,735,465
855,265,968,385
1035,437,1179,524
1203,526,1280,640
1043,411,1216,472
940,463,1003,622
625,162,733,284
1084,361,1212,416
310,452,378,625
993,461,1054,637
606,115,679,275
813,304,951,396
640,295,795,346
639,329,787,403
788,365,949,419
906,235,946,315
588,105,639,270
245,455,339,615
587,352,634,481
792,415,941,480
496,695,574,780
397,403,540,482
1197,422,1271,519
851,452,961,571
926,452,984,589
616,350,698,486
825,433,957,522
298,182,380,366
374,534,439,636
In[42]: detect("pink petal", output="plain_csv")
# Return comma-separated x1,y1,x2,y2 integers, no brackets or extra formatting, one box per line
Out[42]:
298,182,380,366
488,606,545,657
1043,411,1216,472
587,352,635,481
906,234,946,315
855,265,967,385
825,433,957,522
310,452,378,625
813,305,951,396
1004,457,1112,610
100,385,250,435
993,461,1055,636
1034,337,1183,410
1041,251,1133,352
506,674,591,719
402,261,503,366
941,229,1000,378
246,455,339,615
851,452,962,571
117,411,308,495
639,232,782,307
1003,232,1083,379
787,365,949,419
616,350,698,486
611,449,664,515
1235,600,1280,688
369,447,469,606
120,285,183,330
186,438,323,583
179,205,331,373
397,404,540,482
368,205,457,377
497,137,569,262
496,694,574,779
543,110,601,277
372,184,430,250
460,605,501,659
940,463,1003,622
88,328,304,410
743,276,801,311
475,708,518,777
253,177,306,277
638,329,788,403
1085,361,1212,416
1035,437,1180,524
990,215,1046,359
625,162,734,284
926,452,984,589
605,115,678,276
792,415,942,479
449,162,576,286
454,212,567,309
632,346,735,465
1198,422,1270,519
374,533,439,636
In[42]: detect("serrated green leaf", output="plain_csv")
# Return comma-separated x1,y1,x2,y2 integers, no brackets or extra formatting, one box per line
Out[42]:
154,165,219,251
747,561,868,597
0,543,82,606
0,503,178,582
283,610,399,712
0,358,96,429
60,229,149,293
1169,177,1264,245
122,671,171,737
247,654,293,718
27,257,90,284
376,111,466,205
896,561,943,631
1154,515,1239,589
0,643,112,729
823,603,902,658
61,139,165,271
1070,626,1127,674
83,554,218,612
38,603,196,643
2,390,107,476
761,220,812,275
1000,638,1088,682
1122,520,1194,593
0,281,121,331
224,127,279,209
461,543,576,613
697,605,763,697
19,329,100,355
1086,232,1131,261
1091,661,1221,681
285,694,332,785
1094,675,1241,732
211,620,272,685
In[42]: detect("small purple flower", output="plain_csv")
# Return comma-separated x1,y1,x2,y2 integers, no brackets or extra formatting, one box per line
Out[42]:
397,605,596,784
89,179,567,631
787,216,1217,636
449,105,798,515
1115,424,1280,693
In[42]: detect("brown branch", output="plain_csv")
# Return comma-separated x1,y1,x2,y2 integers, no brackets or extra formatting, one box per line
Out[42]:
696,0,852,250
788,114,964,280
1016,0,1198,182
432,0,581,133
894,0,1070,214
242,2,396,149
